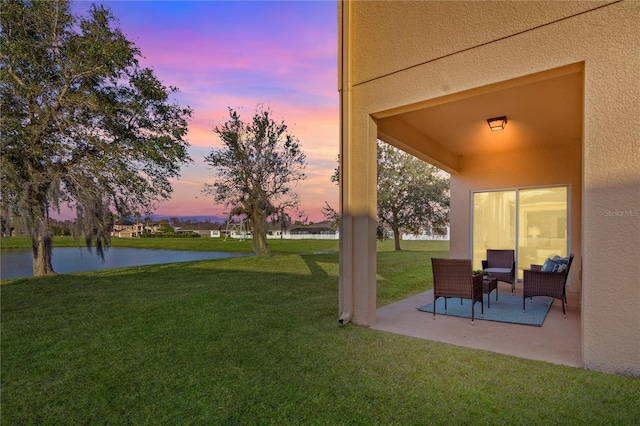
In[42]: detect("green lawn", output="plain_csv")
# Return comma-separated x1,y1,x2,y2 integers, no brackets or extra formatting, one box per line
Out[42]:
1,238,639,424
0,235,340,254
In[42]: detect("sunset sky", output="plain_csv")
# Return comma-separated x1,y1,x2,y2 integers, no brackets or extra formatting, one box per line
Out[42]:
74,0,339,222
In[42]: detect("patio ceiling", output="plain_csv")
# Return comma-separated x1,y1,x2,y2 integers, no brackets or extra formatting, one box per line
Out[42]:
375,64,583,172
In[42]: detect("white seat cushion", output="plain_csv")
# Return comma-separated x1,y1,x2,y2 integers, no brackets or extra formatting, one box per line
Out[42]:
485,267,511,274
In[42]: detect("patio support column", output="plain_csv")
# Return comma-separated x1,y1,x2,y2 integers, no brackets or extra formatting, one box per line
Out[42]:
339,114,378,327
338,0,377,326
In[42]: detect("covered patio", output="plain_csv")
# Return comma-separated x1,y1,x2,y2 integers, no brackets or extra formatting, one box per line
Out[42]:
372,282,581,367
366,64,584,368
339,1,639,374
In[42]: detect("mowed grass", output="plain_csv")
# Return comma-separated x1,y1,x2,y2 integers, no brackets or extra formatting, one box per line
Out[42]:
0,235,340,254
2,239,639,424
376,239,449,307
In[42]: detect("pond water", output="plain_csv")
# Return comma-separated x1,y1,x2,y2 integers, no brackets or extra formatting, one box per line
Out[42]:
0,247,252,279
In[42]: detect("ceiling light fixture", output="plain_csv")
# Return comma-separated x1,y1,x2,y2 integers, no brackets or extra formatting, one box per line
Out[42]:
487,116,507,131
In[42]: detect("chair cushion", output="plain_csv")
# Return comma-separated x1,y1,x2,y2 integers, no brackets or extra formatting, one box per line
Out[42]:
485,267,511,274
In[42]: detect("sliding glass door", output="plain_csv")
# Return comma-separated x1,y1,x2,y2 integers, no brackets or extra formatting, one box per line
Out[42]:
517,187,568,279
472,191,516,272
472,186,568,280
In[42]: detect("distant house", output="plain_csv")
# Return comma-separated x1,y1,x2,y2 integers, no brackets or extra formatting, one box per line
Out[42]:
111,220,144,238
219,220,340,240
265,220,339,240
174,223,221,238
289,221,338,239
265,222,285,239
145,223,164,235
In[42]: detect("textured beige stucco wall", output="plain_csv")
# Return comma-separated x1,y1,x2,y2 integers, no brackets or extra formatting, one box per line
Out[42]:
350,1,611,85
340,1,639,374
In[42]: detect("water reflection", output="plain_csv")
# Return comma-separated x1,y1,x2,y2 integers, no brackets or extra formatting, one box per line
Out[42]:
1,247,252,279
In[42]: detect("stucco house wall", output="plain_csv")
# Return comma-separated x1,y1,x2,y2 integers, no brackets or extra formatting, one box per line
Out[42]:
338,1,639,374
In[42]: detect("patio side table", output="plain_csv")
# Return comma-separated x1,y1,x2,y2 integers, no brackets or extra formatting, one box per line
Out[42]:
483,277,498,308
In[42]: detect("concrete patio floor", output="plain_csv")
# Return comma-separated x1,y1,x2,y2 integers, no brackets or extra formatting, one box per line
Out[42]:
371,282,582,368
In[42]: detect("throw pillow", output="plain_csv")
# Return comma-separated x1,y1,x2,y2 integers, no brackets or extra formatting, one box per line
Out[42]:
542,256,569,273
542,258,556,272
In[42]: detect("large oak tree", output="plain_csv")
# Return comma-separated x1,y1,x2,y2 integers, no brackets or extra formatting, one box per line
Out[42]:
377,141,450,251
203,107,307,256
325,146,449,250
1,0,192,275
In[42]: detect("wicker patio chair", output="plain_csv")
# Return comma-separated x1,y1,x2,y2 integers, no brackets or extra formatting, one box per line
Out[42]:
482,249,516,293
431,258,484,324
523,254,574,318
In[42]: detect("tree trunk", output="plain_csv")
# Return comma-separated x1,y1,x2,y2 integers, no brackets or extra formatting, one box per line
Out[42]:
32,234,55,276
250,211,271,257
393,226,402,251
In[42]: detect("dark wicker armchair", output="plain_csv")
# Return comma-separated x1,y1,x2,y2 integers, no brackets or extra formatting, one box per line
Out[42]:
431,258,484,324
523,254,574,317
482,249,516,293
